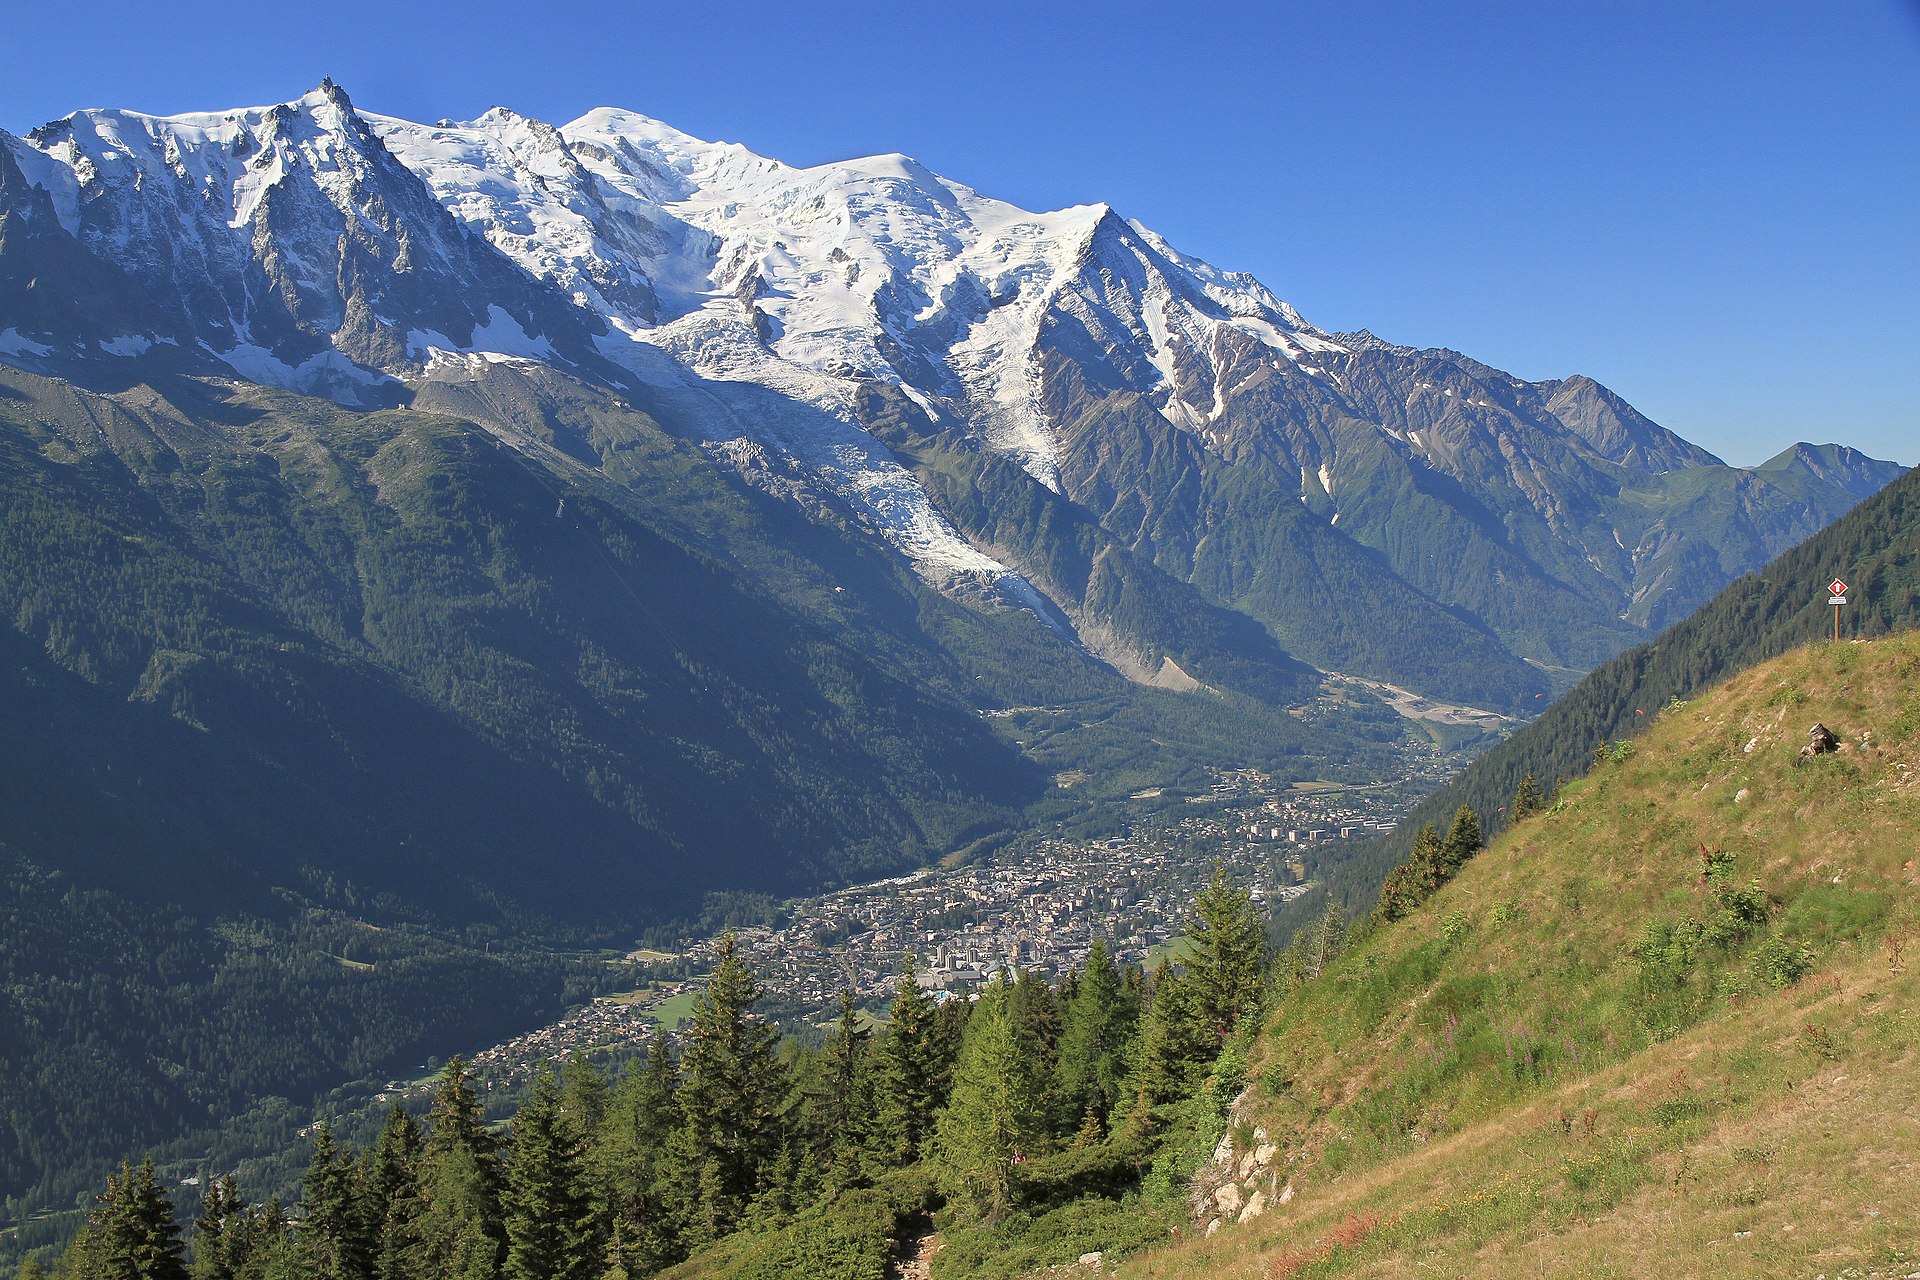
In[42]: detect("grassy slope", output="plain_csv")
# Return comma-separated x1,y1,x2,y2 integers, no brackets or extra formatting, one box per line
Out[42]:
1118,633,1920,1278
1313,461,1920,935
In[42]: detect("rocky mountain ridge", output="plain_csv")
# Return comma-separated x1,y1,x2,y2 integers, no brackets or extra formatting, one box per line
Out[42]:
0,82,1903,708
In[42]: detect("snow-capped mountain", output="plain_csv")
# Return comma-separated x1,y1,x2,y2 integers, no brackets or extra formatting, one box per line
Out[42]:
0,83,1902,708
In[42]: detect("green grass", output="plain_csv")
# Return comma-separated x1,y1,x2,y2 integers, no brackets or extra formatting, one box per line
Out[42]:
1111,633,1920,1279
647,989,702,1030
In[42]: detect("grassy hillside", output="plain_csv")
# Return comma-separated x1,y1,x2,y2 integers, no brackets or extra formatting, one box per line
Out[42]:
1296,459,1920,937
1118,633,1920,1277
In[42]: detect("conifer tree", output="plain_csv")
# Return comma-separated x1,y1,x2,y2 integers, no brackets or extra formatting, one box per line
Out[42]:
797,991,871,1178
1376,822,1444,922
502,1064,592,1280
1054,940,1137,1129
1117,963,1210,1136
361,1106,423,1280
663,933,781,1245
1440,804,1483,876
68,1157,187,1280
414,1059,502,1280
868,958,939,1168
931,977,1046,1222
1186,864,1267,1043
1510,773,1546,821
188,1176,244,1280
298,1124,369,1280
1281,899,1349,986
593,1037,679,1275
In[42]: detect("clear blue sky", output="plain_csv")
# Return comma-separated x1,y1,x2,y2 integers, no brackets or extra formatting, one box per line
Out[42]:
3,0,1915,465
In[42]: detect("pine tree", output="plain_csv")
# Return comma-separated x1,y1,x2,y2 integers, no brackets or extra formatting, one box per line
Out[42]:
501,1064,592,1280
1186,864,1267,1044
1054,940,1137,1129
931,977,1046,1222
797,990,871,1178
1116,964,1211,1137
1281,899,1349,987
593,1037,679,1275
868,958,939,1168
69,1156,187,1280
298,1124,370,1280
188,1176,244,1280
1440,804,1483,876
414,1059,502,1280
361,1107,423,1280
664,933,782,1245
1376,823,1445,922
1510,773,1546,821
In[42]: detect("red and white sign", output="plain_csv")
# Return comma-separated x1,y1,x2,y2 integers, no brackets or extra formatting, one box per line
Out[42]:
1829,578,1850,597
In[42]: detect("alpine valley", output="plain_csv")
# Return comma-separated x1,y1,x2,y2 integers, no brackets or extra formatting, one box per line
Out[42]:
0,82,1903,1255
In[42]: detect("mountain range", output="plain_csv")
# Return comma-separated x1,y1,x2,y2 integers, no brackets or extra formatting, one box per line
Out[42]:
1,81,1900,720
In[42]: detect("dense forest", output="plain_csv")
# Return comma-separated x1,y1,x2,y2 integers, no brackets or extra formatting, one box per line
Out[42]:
14,864,1370,1280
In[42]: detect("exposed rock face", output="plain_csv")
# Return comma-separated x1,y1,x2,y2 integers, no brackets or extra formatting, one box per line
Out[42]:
1193,1093,1290,1233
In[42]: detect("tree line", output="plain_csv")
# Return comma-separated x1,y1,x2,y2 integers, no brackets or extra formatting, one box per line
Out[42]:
26,868,1274,1280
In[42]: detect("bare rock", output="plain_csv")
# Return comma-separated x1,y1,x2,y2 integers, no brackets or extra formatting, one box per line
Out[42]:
1205,1217,1221,1238
1240,1189,1267,1222
1077,1252,1103,1267
1278,1181,1295,1205
1254,1142,1279,1168
1214,1182,1245,1217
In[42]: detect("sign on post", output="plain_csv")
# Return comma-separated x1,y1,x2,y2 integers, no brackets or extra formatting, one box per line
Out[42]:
1828,578,1849,640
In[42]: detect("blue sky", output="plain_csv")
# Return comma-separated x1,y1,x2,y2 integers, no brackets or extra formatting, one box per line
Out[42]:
2,0,1915,464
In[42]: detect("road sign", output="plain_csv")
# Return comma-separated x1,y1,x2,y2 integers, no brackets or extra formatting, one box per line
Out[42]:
1829,578,1850,597
1828,578,1849,641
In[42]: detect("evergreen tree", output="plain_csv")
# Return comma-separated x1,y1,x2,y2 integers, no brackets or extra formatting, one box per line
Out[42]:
868,958,939,1168
501,1065,592,1280
361,1107,423,1280
297,1124,369,1280
1510,773,1546,821
1054,940,1137,1129
1116,963,1214,1138
1007,969,1062,1127
931,977,1046,1222
1375,823,1445,922
663,933,782,1245
1186,864,1267,1043
188,1177,244,1280
1440,804,1483,876
68,1156,187,1280
413,1059,501,1280
593,1038,679,1275
797,991,871,1178
1281,899,1349,987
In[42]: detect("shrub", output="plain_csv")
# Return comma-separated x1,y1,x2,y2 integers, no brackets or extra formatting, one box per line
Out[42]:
1753,937,1816,988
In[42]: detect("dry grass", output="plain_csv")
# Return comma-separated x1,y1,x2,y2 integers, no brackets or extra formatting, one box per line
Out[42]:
1111,636,1920,1279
